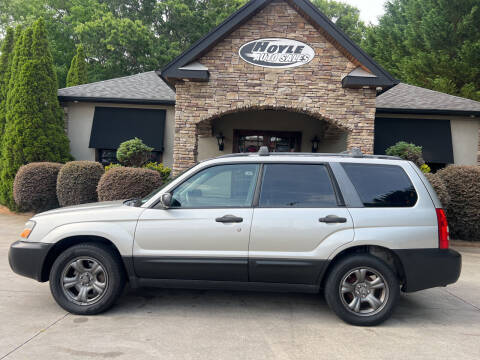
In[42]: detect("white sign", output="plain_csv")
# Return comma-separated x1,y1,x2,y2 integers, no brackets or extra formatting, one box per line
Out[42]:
239,38,315,69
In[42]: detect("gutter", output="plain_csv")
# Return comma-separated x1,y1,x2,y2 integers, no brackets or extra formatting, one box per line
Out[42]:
58,96,176,106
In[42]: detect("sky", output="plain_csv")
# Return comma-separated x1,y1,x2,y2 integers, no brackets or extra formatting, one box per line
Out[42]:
340,0,388,25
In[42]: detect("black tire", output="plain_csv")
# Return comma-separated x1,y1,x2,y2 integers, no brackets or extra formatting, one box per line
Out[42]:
324,254,399,326
49,243,126,315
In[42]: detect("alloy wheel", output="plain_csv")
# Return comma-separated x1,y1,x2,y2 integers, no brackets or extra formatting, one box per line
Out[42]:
61,257,109,306
339,267,389,317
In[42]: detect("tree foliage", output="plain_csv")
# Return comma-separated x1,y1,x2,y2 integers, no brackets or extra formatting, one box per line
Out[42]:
66,44,88,87
312,0,367,44
363,0,480,101
0,0,248,86
0,27,15,151
0,19,71,209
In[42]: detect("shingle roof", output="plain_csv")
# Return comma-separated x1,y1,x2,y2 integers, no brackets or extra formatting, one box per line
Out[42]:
377,83,480,114
58,71,175,104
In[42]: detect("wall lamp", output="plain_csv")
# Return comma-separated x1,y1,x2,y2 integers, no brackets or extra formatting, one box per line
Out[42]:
311,136,320,153
216,133,225,151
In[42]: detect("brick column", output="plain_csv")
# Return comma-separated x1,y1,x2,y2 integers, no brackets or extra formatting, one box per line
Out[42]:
172,118,197,176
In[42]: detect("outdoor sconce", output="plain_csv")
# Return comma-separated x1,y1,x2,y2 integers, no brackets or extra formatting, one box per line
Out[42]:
216,133,225,151
311,136,320,153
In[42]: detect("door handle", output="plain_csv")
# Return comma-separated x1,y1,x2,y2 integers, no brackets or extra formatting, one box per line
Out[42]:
215,215,243,223
319,215,347,224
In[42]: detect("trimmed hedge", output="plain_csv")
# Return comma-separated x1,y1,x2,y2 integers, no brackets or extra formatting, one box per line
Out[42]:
13,162,62,212
57,161,104,206
97,167,162,201
424,172,450,208
437,165,480,241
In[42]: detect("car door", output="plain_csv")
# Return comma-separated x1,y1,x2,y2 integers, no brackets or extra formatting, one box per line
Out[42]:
249,163,354,284
133,163,260,281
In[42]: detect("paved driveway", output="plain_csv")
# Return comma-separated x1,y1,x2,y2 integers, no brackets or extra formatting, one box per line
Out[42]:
1,212,479,360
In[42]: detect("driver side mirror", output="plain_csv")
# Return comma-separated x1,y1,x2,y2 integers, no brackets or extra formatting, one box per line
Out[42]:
160,193,172,209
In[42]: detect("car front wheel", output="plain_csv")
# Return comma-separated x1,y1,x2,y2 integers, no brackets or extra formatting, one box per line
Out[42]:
49,243,125,315
324,254,399,326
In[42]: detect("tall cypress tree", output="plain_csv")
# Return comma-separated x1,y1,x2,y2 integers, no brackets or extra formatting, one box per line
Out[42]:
0,27,15,149
0,19,71,209
66,44,88,87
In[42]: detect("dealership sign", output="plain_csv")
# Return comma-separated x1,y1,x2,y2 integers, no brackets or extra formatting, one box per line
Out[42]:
239,38,315,69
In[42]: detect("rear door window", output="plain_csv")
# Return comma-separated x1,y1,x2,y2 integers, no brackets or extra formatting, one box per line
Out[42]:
259,164,338,208
342,163,417,207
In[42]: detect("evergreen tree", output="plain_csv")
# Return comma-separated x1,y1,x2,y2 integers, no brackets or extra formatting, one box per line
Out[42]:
0,19,71,209
363,0,480,101
0,27,15,149
66,44,88,87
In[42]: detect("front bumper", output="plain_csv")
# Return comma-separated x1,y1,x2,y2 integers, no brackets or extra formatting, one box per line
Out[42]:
394,249,462,292
8,241,52,282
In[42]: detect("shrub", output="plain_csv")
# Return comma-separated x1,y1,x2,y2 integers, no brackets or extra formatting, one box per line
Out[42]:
104,163,122,172
143,162,171,183
437,165,480,241
116,138,153,167
386,141,429,171
97,167,162,201
13,162,62,212
56,161,104,206
424,172,450,208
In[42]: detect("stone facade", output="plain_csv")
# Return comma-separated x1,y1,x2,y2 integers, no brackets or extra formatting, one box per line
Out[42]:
172,0,377,174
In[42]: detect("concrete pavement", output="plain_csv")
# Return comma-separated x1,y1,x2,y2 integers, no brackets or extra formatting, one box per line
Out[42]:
1,212,479,359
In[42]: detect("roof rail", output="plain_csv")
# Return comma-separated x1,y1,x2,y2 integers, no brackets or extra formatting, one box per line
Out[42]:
216,147,401,160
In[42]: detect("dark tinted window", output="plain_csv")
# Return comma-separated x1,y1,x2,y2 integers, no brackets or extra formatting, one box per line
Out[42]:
259,164,337,208
342,163,417,207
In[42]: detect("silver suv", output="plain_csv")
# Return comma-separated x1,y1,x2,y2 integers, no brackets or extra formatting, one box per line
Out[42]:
9,148,461,325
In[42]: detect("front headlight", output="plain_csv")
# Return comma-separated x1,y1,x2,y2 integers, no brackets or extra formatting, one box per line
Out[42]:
20,220,36,239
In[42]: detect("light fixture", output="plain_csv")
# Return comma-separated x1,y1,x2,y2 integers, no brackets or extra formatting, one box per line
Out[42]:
311,136,320,153
216,133,225,151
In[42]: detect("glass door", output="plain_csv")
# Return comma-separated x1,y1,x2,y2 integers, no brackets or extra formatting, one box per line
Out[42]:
233,130,301,153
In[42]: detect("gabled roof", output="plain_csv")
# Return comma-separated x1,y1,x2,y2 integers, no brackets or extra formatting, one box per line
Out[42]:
377,83,480,116
58,71,175,105
160,0,397,89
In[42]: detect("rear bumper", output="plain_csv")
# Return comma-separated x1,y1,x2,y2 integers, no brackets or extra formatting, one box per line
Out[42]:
8,241,52,282
393,249,462,292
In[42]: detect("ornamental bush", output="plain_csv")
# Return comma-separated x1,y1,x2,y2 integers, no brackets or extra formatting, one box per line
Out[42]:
424,172,450,208
104,163,122,172
13,162,62,212
97,167,162,201
56,161,104,206
143,162,171,183
437,165,480,241
386,141,428,171
116,138,153,167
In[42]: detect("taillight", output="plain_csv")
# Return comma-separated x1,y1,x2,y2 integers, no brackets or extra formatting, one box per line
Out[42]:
436,208,449,249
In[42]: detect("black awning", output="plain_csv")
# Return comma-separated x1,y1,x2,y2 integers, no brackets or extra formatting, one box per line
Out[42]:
374,117,454,164
89,107,166,151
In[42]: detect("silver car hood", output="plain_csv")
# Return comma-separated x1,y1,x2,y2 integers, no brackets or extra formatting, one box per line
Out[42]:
34,200,127,217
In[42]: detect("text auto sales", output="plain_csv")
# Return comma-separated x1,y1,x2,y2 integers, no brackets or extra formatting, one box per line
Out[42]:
248,41,310,63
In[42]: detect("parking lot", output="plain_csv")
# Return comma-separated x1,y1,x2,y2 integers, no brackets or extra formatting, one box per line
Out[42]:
1,212,479,360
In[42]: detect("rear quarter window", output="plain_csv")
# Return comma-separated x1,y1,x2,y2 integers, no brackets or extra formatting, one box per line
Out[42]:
342,163,417,207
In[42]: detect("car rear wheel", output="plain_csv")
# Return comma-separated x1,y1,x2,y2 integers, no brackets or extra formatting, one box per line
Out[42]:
324,254,399,326
49,243,125,315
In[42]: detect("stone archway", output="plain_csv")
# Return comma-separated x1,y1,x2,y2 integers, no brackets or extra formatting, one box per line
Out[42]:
173,103,373,175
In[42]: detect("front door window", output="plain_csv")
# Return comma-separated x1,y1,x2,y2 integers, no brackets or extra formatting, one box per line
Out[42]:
170,164,260,208
233,130,301,153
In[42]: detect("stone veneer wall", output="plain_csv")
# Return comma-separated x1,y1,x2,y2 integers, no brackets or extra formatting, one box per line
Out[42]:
172,0,377,174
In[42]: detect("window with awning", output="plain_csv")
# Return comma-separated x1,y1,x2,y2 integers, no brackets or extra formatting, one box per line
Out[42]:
374,118,454,164
89,107,166,152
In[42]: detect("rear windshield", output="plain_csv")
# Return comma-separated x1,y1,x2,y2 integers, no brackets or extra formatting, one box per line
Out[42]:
342,163,417,207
